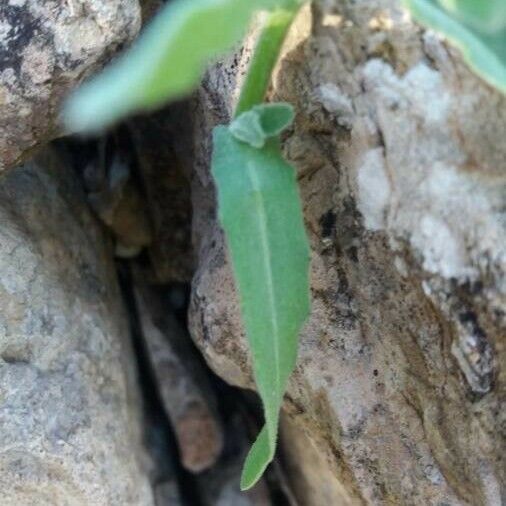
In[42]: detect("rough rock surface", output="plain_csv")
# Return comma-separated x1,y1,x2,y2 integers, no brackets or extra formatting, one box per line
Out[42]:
0,0,141,172
0,148,153,505
187,1,506,505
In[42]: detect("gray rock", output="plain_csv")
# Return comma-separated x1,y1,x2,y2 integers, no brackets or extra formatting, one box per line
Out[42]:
0,148,153,505
187,1,505,505
0,0,141,172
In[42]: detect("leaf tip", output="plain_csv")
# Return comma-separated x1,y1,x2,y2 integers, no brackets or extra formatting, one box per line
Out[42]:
62,93,95,135
239,471,256,491
240,458,267,491
239,424,275,491
64,62,144,134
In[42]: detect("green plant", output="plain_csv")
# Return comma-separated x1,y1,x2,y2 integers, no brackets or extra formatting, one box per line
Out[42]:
213,102,309,489
403,0,506,93
66,0,309,490
64,0,505,493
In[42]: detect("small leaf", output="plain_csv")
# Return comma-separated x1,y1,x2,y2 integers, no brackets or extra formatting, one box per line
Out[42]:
64,0,292,132
211,125,310,490
257,103,295,136
230,110,266,148
403,0,506,94
230,103,294,148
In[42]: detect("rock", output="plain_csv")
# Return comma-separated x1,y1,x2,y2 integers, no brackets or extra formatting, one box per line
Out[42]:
0,148,153,505
0,0,141,172
133,278,223,473
187,1,505,505
279,414,358,505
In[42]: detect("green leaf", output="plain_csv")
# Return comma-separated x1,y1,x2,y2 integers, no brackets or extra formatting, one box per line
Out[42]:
230,103,294,148
64,0,292,132
211,122,310,490
437,0,506,33
403,0,506,94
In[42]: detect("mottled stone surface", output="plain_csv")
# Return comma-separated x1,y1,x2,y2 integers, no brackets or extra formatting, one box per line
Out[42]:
0,148,153,505
187,1,506,504
0,0,141,172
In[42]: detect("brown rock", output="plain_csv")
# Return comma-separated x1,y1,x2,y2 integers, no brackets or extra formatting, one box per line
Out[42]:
134,280,223,473
186,2,506,505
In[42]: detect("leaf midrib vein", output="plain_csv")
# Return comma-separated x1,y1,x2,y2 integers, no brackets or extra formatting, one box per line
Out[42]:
245,161,280,410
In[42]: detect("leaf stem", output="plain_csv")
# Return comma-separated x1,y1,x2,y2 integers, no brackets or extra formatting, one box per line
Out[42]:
234,6,300,117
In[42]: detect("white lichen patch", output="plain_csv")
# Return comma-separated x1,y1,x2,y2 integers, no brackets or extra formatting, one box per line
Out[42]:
411,214,473,280
357,59,505,286
356,148,391,231
314,83,354,127
402,63,451,126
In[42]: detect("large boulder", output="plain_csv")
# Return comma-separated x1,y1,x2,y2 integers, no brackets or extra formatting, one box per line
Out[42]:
187,1,505,504
0,148,153,505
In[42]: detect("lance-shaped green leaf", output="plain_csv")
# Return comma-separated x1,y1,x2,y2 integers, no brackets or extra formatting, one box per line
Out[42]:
211,117,310,490
403,0,506,94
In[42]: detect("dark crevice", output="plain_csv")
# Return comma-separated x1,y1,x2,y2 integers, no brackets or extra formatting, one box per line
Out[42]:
116,261,203,506
117,257,295,504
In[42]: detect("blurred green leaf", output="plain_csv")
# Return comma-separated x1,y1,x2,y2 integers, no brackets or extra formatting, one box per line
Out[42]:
403,0,506,93
211,116,310,490
438,0,506,33
64,0,296,132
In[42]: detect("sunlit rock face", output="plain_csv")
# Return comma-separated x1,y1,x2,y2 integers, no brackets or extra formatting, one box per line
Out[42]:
186,1,506,504
0,0,141,172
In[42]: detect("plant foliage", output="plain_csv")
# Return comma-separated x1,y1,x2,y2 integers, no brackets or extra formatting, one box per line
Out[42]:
212,104,309,489
230,103,295,148
65,0,309,491
65,0,294,132
403,0,506,93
